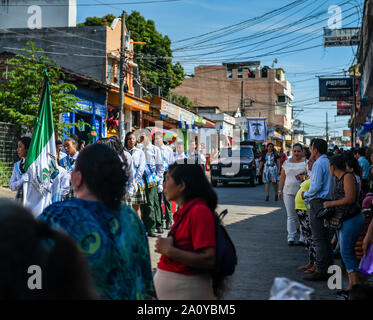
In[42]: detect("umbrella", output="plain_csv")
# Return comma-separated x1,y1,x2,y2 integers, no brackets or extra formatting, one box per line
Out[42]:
146,127,177,141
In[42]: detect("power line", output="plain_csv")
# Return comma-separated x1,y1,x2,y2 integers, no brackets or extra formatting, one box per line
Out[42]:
0,0,184,6
172,0,310,44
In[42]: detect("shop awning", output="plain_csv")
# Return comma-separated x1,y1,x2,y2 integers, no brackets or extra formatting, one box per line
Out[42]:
108,90,150,112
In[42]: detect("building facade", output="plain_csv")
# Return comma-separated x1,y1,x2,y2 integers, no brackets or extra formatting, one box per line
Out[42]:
172,61,294,147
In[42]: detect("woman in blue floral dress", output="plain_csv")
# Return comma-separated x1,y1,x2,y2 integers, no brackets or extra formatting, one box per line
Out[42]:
39,143,155,300
259,143,281,201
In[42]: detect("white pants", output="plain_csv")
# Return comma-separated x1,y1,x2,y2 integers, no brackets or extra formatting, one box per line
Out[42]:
283,194,299,241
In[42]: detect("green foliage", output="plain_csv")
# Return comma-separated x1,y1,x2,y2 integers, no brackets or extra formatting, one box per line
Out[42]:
77,14,116,27
126,11,185,95
78,11,185,95
0,161,12,187
167,92,195,109
0,42,80,136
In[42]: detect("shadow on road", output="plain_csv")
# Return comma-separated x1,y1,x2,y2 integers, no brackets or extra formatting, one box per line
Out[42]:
215,185,345,300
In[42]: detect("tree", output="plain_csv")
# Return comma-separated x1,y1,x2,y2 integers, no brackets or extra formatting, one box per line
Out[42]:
78,11,185,96
77,14,116,27
0,42,80,136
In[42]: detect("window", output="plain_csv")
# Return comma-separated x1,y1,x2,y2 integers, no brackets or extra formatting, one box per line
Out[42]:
114,62,120,84
107,59,114,83
227,70,232,78
278,95,286,103
237,69,243,78
261,67,269,78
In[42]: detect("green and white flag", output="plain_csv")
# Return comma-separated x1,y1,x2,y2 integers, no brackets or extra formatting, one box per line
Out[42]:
23,71,59,217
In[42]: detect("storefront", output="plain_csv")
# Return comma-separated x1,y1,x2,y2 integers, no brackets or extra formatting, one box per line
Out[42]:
107,89,150,136
62,86,106,144
267,128,284,149
148,97,197,147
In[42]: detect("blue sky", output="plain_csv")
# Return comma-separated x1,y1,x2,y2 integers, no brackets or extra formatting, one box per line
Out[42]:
77,0,364,136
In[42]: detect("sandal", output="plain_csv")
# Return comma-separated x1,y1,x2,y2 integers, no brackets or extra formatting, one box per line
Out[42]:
298,263,313,270
304,264,317,274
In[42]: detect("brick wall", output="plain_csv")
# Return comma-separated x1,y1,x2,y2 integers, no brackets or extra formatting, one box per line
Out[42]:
172,65,292,129
0,122,18,186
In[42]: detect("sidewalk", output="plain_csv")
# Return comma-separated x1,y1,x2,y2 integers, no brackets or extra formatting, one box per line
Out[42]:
0,186,15,199
148,184,349,300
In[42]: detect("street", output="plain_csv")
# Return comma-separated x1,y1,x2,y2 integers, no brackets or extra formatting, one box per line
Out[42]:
149,182,345,300
0,184,348,299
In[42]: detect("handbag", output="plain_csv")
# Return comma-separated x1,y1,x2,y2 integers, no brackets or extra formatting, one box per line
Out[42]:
327,173,361,230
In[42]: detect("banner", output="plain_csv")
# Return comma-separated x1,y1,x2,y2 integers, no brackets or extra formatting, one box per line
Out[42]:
247,119,267,142
23,72,59,217
337,101,352,116
319,78,353,101
343,130,351,137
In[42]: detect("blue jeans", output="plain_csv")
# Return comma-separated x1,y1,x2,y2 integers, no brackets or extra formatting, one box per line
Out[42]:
336,213,365,273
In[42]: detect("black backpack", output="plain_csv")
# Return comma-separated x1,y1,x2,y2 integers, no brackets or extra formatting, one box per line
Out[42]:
169,207,237,278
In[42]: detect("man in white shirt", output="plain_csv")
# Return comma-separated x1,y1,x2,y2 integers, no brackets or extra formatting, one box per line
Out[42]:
154,132,174,230
174,141,187,163
186,139,206,172
138,129,165,235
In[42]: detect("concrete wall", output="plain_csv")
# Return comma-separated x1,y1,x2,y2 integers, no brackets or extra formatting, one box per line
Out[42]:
0,26,107,82
0,0,76,28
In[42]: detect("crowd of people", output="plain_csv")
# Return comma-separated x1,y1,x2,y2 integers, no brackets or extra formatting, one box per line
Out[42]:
4,129,225,300
260,139,373,299
4,130,373,300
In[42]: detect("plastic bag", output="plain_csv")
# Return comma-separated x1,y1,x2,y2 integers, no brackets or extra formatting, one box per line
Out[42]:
359,245,373,275
269,277,314,300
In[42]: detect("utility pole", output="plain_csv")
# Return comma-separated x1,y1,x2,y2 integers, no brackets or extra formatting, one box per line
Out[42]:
240,80,244,116
303,123,305,144
353,68,357,148
118,11,126,144
326,112,329,144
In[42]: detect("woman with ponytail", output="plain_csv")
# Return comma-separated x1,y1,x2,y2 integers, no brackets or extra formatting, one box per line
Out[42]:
39,144,155,300
154,163,223,300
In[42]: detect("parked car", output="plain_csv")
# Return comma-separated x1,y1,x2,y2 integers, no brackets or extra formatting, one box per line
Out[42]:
210,145,256,187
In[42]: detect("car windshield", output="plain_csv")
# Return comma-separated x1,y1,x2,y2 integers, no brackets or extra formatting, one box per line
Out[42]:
219,147,253,158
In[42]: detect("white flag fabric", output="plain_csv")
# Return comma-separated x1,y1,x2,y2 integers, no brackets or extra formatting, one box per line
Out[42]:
247,119,267,142
23,72,59,217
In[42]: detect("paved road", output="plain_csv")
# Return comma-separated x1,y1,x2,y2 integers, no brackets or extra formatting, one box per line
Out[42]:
1,184,347,299
149,182,347,300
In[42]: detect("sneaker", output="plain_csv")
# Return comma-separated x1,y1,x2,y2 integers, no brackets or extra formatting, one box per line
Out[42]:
288,240,295,246
303,271,329,281
156,228,164,234
147,232,157,238
295,240,305,246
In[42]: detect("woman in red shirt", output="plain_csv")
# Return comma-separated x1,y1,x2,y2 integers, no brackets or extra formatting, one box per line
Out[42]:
154,163,217,300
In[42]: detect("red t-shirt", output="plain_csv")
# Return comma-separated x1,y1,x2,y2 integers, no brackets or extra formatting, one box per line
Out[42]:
157,198,216,275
